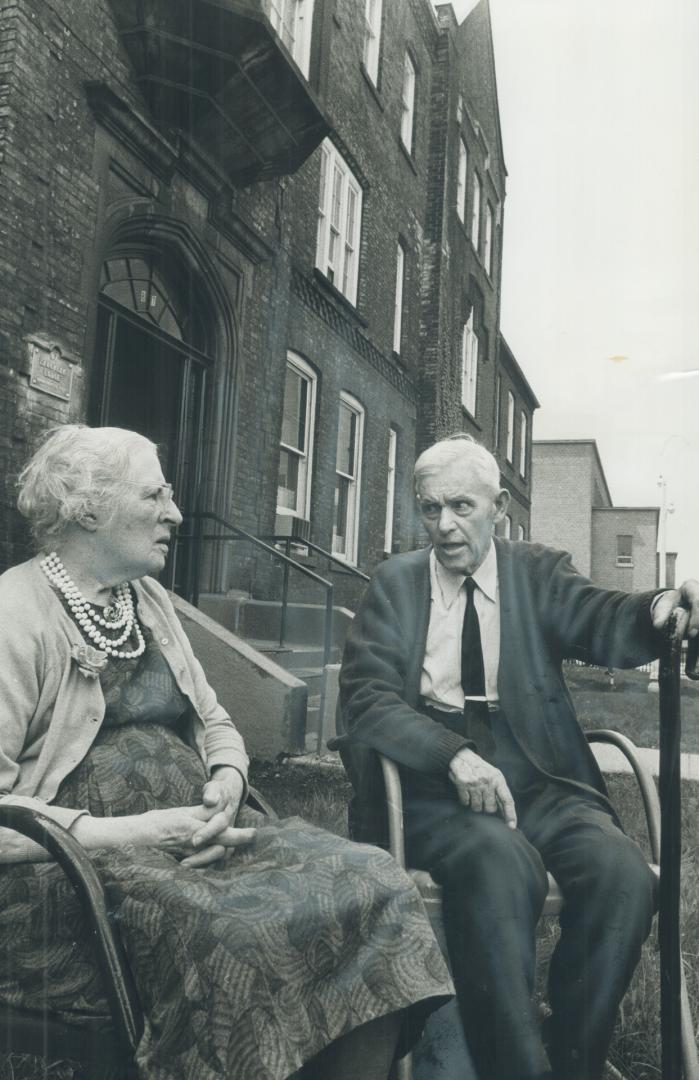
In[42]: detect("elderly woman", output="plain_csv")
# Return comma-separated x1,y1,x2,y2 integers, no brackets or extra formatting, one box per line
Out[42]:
0,425,452,1080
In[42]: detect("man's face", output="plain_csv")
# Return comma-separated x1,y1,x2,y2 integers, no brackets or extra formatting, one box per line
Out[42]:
416,458,508,575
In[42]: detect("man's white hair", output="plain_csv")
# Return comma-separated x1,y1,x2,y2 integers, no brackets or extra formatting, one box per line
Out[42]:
414,434,501,496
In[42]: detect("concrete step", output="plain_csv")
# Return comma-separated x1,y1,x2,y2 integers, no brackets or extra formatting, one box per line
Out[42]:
244,640,340,674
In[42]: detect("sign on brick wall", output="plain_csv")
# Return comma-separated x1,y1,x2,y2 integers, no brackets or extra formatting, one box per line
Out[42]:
27,337,77,402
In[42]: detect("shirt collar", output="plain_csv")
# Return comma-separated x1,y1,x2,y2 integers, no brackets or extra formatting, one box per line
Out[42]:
429,540,497,610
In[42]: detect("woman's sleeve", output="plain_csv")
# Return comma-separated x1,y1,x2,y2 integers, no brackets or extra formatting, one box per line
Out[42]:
155,587,250,787
0,603,89,835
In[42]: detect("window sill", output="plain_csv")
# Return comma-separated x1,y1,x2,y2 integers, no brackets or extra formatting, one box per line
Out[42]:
398,139,418,174
616,561,634,568
360,64,384,111
312,268,369,328
461,406,482,431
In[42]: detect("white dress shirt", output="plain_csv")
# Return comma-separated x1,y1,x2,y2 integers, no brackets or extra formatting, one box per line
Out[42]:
420,541,500,710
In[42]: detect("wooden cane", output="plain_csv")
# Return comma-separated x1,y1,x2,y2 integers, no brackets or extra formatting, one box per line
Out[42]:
659,622,699,1079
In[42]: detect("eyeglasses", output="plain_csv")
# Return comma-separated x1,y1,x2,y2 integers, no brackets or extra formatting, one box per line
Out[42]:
119,480,176,506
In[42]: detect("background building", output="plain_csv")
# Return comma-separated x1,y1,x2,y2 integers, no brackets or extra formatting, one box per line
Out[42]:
531,440,672,591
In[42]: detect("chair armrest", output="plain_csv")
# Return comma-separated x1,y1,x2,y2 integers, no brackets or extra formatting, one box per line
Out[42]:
585,730,661,865
0,804,142,1053
378,755,407,867
247,785,277,819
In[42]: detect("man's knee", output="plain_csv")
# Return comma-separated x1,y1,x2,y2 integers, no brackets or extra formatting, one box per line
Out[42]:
432,816,548,907
565,830,656,933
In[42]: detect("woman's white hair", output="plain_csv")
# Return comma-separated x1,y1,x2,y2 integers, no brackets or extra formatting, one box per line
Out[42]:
414,434,502,496
17,424,158,548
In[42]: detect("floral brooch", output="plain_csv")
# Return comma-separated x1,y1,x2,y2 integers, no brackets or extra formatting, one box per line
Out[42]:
70,643,108,679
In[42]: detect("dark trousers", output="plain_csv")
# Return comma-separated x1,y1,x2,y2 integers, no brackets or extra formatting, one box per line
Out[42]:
404,782,657,1080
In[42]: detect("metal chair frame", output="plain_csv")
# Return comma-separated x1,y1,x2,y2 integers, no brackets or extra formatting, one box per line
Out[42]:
0,787,276,1078
379,730,699,1080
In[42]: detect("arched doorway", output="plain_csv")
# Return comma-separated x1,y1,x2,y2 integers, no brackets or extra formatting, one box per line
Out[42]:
91,253,213,515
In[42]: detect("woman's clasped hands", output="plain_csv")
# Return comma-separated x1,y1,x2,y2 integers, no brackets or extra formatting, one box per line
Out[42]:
71,765,255,868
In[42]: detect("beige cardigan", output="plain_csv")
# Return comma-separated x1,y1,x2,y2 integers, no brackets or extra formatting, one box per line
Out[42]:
0,558,249,832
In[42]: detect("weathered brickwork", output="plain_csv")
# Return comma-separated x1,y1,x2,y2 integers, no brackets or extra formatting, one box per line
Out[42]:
0,0,538,589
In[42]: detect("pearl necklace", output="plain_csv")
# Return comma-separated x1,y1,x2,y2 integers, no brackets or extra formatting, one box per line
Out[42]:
40,552,146,659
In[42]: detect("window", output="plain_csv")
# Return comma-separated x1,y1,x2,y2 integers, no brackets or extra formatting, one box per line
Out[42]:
461,310,478,415
517,523,526,542
519,411,527,477
316,140,363,306
393,242,405,354
617,535,633,567
268,0,315,78
494,374,501,450
471,172,481,251
456,138,468,223
362,0,383,85
484,202,494,276
504,514,512,539
506,390,515,463
384,427,397,555
277,353,317,519
400,52,416,154
332,394,364,562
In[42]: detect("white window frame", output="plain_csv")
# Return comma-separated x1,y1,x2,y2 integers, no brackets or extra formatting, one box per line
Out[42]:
519,411,527,478
484,201,494,276
456,138,467,223
494,373,501,450
461,310,478,416
506,390,515,463
383,427,397,555
332,393,364,563
393,242,405,354
315,140,363,306
471,171,481,251
276,352,317,520
400,51,416,154
517,523,525,542
617,535,634,567
362,0,383,86
268,0,315,78
504,514,512,539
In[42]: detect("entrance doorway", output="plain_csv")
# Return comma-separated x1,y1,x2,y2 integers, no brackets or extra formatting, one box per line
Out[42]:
91,254,212,515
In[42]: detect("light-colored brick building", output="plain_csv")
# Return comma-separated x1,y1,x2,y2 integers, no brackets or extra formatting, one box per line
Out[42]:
531,440,669,591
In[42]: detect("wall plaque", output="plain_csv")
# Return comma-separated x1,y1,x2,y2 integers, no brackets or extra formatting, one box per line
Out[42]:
27,338,76,401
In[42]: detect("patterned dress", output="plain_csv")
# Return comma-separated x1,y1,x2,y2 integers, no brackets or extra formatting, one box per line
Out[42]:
0,627,452,1080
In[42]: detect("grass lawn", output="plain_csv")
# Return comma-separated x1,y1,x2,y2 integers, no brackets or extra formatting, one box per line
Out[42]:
2,664,698,1079
565,662,699,752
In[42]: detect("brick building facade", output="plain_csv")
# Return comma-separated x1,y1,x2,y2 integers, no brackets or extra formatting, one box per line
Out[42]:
0,0,537,605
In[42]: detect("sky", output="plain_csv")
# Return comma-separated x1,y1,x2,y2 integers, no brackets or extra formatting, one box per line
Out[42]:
445,0,699,582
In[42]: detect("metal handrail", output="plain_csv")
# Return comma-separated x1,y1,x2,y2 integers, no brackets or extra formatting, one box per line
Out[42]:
171,512,335,670
262,535,371,583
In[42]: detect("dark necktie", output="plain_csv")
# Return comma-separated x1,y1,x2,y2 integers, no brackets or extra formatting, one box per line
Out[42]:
461,577,495,758
461,576,486,697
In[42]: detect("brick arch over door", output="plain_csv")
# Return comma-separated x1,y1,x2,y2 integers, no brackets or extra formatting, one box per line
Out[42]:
89,215,240,552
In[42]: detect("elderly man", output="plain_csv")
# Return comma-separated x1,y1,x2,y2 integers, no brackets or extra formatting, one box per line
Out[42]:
338,435,699,1080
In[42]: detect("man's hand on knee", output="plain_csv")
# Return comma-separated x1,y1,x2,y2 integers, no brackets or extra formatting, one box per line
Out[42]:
448,749,517,829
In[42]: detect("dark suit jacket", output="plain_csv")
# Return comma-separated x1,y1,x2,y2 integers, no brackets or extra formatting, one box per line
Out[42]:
336,539,661,846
